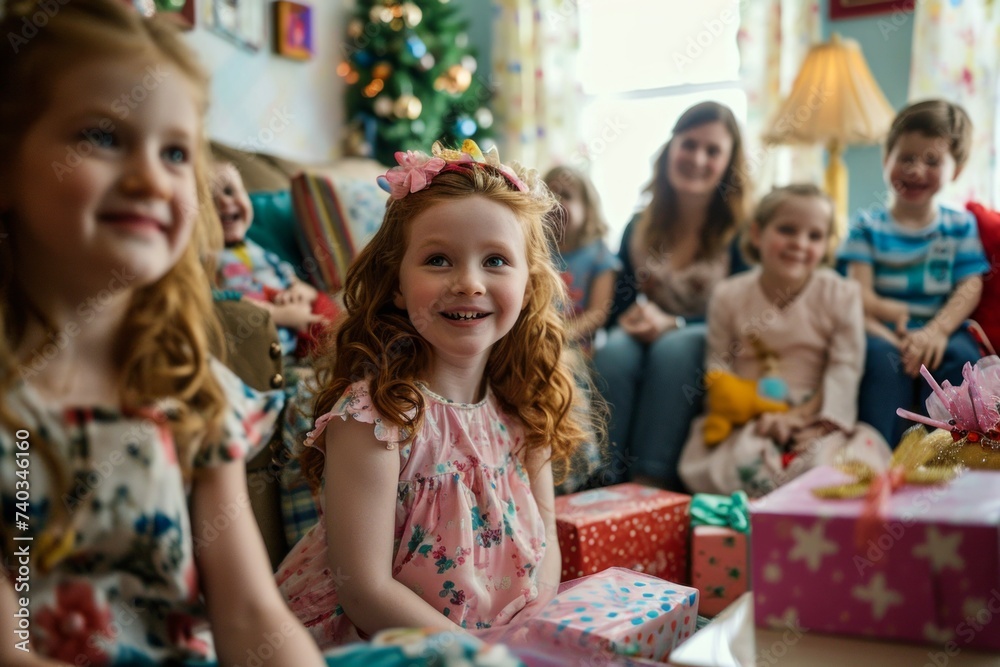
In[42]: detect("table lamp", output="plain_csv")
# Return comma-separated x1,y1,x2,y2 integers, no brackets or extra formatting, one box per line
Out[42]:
762,34,896,234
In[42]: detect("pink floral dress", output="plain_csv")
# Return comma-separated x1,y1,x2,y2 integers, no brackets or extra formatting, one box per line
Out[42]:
0,360,282,666
276,380,547,647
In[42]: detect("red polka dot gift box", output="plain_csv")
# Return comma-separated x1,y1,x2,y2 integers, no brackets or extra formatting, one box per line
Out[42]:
751,466,1000,650
554,483,690,583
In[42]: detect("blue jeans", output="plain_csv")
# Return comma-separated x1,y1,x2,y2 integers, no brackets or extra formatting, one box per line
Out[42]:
860,327,982,446
591,324,706,490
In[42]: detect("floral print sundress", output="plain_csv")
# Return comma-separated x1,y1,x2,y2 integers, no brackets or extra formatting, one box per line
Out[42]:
0,360,282,666
276,380,547,647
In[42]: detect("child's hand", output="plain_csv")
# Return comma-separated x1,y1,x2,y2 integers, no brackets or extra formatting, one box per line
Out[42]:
880,299,909,334
755,412,806,447
790,421,838,454
865,317,904,349
271,300,323,331
900,326,949,376
274,281,317,305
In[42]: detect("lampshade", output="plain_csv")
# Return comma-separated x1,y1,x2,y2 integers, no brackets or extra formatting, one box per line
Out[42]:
763,34,896,232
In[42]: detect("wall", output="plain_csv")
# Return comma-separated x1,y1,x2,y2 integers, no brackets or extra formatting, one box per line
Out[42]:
183,1,345,163
820,0,915,216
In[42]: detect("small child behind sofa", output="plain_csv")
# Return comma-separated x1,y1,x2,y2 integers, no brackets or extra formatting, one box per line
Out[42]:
679,184,891,497
211,160,337,358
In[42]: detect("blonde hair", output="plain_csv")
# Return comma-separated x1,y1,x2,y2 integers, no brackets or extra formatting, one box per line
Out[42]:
741,183,836,264
636,101,749,261
0,0,226,548
543,165,609,246
301,163,599,488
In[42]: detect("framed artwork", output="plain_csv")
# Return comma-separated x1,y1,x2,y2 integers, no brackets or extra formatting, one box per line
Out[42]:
209,0,265,51
273,1,313,60
829,0,914,20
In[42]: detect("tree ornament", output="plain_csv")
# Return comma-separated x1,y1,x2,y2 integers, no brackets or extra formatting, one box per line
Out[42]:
347,19,365,38
405,35,427,58
363,78,385,98
373,96,394,117
434,65,472,94
402,2,422,27
394,94,423,120
454,115,477,138
372,62,393,80
370,5,393,23
474,107,494,130
345,129,372,157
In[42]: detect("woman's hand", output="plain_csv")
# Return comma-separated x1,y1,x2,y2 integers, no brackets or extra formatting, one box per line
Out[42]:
620,301,678,344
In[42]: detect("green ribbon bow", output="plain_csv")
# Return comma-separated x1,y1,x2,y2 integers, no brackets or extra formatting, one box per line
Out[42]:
690,491,750,533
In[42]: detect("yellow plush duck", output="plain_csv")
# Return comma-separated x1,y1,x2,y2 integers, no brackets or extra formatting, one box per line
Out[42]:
703,369,789,447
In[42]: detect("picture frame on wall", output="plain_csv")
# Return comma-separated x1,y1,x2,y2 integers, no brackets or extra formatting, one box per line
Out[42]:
273,1,313,61
829,0,914,20
209,0,265,51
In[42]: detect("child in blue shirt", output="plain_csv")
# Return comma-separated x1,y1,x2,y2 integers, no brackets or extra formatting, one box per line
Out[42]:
543,165,621,352
838,99,989,446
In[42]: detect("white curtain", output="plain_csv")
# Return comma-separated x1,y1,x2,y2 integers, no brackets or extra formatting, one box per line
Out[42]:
910,0,1000,207
738,0,823,196
490,0,582,168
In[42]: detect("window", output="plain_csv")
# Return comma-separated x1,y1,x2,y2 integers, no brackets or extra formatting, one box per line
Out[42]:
577,0,745,248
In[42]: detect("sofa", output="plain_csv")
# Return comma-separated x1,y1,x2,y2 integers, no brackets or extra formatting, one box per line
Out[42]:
209,141,389,568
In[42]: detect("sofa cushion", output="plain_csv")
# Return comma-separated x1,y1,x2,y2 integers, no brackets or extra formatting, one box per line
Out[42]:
245,190,310,280
968,201,1000,348
210,141,301,192
290,162,389,292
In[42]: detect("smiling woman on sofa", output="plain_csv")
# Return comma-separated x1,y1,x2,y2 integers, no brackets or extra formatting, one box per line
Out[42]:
592,101,751,492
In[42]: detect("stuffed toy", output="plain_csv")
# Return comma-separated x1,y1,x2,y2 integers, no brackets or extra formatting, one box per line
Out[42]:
967,201,1000,350
703,369,789,447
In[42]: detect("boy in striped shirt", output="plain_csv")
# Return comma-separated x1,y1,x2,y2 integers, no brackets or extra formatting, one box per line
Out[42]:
838,100,988,446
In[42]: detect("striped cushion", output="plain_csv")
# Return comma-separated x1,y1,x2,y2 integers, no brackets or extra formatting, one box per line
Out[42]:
290,167,388,292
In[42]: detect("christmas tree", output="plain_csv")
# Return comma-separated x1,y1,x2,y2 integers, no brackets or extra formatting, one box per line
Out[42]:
339,0,494,166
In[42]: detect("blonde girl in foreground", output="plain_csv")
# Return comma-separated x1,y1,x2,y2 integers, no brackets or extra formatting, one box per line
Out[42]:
0,1,323,664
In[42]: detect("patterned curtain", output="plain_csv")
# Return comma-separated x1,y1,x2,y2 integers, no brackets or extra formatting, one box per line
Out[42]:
490,0,582,168
738,0,823,196
910,0,1000,207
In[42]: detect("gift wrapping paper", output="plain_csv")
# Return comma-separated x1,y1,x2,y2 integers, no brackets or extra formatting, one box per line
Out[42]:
691,525,748,617
526,567,699,662
555,484,690,583
751,466,1000,650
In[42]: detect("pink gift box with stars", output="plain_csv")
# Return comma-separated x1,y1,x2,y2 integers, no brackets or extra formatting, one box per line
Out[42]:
750,466,1000,650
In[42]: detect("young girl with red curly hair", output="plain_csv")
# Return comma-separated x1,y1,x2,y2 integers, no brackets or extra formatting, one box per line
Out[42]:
277,142,601,646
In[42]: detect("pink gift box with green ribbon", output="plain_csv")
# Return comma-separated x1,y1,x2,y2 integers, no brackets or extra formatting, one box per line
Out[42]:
689,492,751,617
751,465,1000,650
